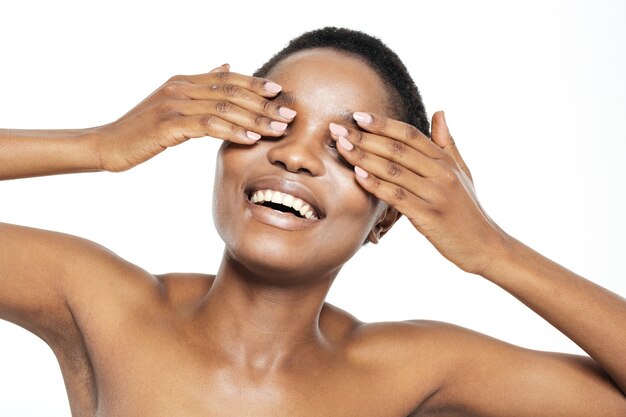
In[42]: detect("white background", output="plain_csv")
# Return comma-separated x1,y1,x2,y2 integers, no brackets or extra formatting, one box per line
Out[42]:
1,0,625,415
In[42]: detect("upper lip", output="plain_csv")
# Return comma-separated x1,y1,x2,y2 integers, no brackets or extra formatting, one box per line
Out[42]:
244,176,326,219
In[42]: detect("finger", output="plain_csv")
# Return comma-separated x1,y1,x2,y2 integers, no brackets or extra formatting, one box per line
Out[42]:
431,111,472,180
352,111,445,159
329,123,443,178
169,71,282,98
334,135,440,203
167,99,289,138
181,82,296,123
163,114,263,145
209,63,230,73
352,167,432,225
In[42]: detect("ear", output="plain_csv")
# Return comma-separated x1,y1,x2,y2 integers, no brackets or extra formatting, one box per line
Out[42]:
366,205,402,244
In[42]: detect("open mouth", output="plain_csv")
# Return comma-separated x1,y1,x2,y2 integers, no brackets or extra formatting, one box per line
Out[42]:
247,189,321,220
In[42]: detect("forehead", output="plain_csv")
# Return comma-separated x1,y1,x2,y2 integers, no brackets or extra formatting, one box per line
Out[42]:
264,48,394,119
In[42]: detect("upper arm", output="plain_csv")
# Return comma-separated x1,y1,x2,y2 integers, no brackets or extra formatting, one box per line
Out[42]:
416,321,626,417
0,221,155,346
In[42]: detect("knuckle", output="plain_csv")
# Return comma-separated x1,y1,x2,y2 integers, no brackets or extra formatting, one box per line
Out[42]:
387,162,402,178
261,99,273,112
254,115,270,127
167,74,185,82
393,186,407,201
405,124,420,140
442,169,458,186
230,123,244,136
388,138,406,156
222,83,240,97
215,101,233,113
201,115,217,128
215,71,230,82
355,147,367,162
251,77,265,91
162,81,184,97
353,130,365,144
372,114,387,128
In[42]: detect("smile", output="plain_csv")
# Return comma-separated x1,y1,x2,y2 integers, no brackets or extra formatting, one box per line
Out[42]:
249,189,319,219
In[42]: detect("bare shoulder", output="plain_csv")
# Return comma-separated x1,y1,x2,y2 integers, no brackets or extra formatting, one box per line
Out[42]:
62,239,161,312
0,221,160,345
317,308,471,355
347,318,470,350
352,319,626,416
343,318,533,372
330,318,478,414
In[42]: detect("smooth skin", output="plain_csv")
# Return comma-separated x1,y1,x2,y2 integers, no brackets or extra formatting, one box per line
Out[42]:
1,49,625,416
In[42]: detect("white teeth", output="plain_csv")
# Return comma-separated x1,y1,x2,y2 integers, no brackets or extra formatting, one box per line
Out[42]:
271,192,283,204
249,189,319,219
283,194,294,207
299,203,311,218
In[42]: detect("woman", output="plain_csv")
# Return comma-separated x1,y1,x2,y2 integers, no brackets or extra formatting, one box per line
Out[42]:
1,27,625,416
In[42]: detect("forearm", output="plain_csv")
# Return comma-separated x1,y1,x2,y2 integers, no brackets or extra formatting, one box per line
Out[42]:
0,128,103,180
484,236,626,394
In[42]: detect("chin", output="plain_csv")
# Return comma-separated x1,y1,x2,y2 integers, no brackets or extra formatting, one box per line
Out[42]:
221,230,347,287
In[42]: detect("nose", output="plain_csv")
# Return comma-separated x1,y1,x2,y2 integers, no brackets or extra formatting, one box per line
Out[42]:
266,126,326,176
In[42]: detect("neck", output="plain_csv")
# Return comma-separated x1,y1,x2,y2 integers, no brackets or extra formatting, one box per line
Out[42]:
196,250,337,372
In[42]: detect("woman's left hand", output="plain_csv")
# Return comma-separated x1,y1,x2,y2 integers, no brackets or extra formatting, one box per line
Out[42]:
329,111,510,275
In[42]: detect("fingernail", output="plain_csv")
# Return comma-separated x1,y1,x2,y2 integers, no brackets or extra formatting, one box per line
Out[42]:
270,121,288,132
264,82,282,94
338,136,354,151
355,166,369,178
353,112,372,125
246,131,261,141
279,107,297,119
329,122,348,137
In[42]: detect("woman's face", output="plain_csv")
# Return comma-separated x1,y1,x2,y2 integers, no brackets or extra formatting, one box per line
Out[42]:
213,48,397,285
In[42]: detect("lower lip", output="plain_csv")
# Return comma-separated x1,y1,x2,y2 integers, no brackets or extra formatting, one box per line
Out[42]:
244,197,321,231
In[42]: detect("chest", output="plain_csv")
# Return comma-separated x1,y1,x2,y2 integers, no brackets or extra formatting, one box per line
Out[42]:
102,347,396,415
61,305,430,416
86,344,419,417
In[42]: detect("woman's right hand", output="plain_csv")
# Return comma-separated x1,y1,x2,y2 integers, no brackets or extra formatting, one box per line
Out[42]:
95,64,295,172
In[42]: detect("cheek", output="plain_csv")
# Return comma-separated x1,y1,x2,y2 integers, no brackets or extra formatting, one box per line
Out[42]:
211,144,251,236
325,164,380,241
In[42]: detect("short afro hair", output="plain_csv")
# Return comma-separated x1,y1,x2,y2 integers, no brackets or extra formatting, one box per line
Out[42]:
254,26,430,137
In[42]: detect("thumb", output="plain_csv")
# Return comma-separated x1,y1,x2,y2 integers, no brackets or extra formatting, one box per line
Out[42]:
431,110,453,149
210,63,231,73
431,111,472,180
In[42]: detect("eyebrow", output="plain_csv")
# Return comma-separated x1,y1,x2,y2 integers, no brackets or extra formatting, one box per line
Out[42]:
275,90,358,126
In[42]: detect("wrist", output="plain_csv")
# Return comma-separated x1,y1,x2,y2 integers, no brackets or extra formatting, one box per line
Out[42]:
478,231,525,282
83,125,108,172
74,126,106,172
471,225,518,278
